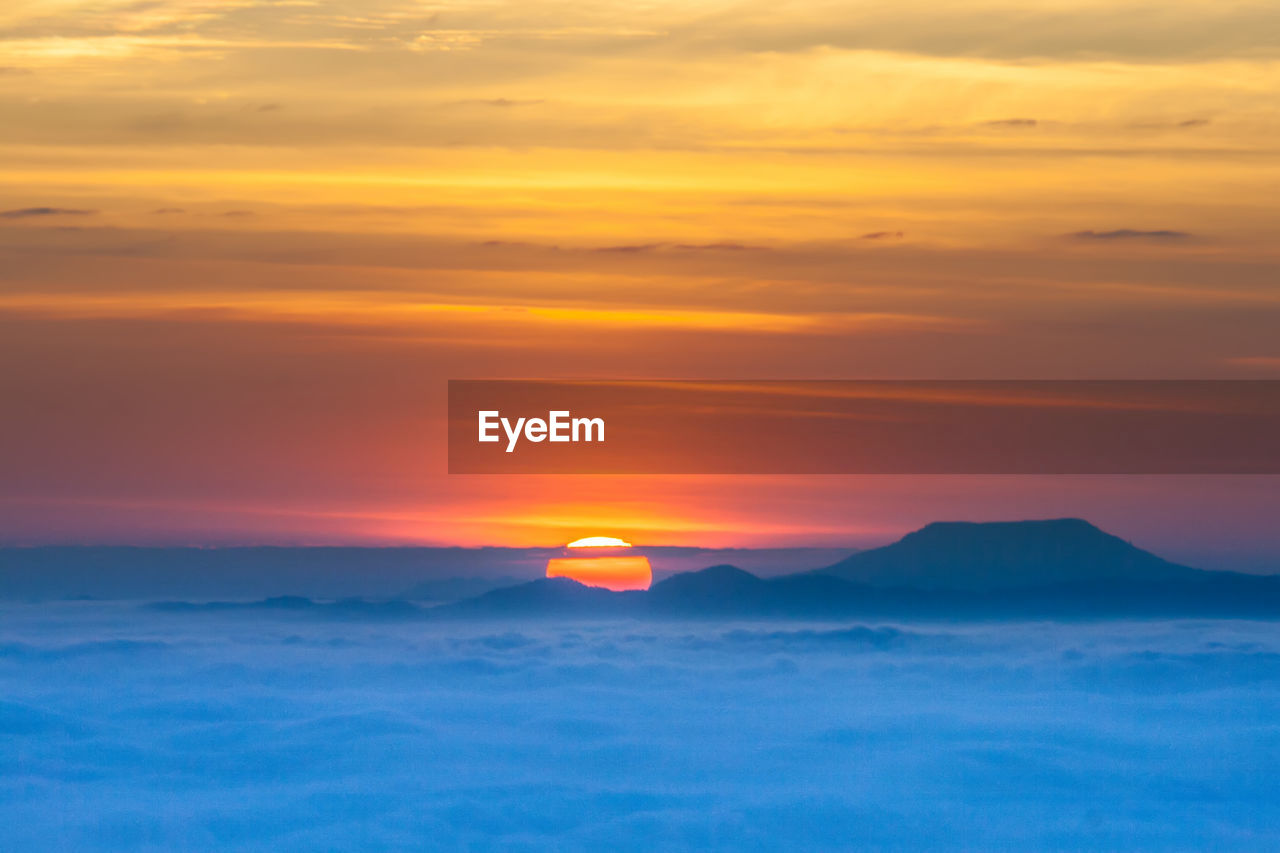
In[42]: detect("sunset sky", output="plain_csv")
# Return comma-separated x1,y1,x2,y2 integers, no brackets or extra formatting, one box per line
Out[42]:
2,0,1278,565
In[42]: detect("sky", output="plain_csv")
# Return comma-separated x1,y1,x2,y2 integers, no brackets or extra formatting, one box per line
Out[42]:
1,0,1278,564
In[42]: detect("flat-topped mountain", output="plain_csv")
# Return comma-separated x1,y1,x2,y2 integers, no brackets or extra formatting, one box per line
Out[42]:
817,518,1203,590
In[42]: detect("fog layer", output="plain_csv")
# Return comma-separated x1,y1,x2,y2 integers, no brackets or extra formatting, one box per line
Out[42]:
3,604,1277,850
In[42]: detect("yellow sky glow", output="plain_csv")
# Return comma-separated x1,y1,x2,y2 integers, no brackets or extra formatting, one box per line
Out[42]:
1,0,1277,547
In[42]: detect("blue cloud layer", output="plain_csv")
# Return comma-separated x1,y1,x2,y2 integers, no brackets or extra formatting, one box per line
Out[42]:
2,604,1278,850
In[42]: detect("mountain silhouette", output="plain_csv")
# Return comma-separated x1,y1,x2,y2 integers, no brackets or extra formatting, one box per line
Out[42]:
147,596,424,619
142,520,1280,620
444,571,1280,621
441,577,643,617
437,520,1280,619
817,518,1203,590
397,576,525,603
647,565,767,613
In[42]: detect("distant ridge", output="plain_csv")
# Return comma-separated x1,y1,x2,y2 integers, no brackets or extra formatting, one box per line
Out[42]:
433,519,1280,619
0,545,850,601
120,520,1280,620
443,577,643,617
817,518,1203,590
147,596,422,619
648,565,767,613
397,576,525,602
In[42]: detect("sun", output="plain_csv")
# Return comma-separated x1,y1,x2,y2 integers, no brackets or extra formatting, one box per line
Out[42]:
547,535,651,591
566,535,632,548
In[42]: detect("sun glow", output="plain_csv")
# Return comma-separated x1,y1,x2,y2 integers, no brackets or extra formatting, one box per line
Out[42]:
550,535,650,590
546,556,652,591
566,536,632,548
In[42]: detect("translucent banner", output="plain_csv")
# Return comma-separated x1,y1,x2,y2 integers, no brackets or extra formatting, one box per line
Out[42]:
448,380,1280,474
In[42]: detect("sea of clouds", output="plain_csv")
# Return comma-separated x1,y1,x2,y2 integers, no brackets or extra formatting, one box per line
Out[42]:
2,603,1278,851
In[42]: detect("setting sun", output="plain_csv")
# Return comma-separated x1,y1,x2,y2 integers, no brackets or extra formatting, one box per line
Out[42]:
548,536,651,590
566,536,633,548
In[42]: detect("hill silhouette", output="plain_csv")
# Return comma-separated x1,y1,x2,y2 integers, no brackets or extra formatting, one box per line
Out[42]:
435,519,1280,619
0,545,850,601
147,596,424,619
648,565,768,613
136,520,1280,620
396,576,525,603
442,577,644,617
817,518,1203,590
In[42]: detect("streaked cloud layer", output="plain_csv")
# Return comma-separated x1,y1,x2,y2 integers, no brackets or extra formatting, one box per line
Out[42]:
1,0,1277,551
